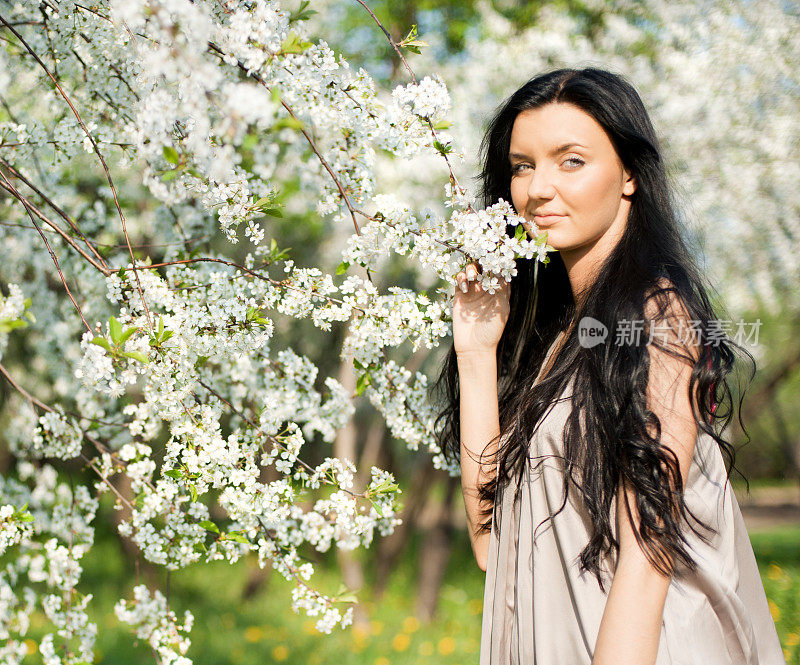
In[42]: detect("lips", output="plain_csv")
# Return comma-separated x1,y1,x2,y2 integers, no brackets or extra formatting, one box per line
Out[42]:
533,214,565,226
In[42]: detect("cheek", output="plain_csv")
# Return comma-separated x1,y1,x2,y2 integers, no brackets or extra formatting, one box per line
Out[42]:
563,166,622,226
509,178,527,214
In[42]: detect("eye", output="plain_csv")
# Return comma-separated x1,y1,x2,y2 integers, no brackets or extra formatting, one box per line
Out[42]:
563,156,585,168
511,163,532,175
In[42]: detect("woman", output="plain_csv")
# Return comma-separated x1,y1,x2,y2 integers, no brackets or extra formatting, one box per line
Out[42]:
434,68,785,664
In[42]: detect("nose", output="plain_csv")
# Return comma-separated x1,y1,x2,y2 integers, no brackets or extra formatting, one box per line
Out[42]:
526,167,556,202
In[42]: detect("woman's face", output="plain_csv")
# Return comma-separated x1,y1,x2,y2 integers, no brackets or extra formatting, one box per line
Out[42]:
508,102,636,253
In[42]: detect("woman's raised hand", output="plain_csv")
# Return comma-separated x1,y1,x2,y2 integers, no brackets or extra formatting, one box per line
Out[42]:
452,262,511,357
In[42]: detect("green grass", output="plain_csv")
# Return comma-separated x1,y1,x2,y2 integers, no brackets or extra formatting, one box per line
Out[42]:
752,526,800,664
15,523,800,664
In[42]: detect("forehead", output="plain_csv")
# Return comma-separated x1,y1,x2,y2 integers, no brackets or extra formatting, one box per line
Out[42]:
509,103,610,152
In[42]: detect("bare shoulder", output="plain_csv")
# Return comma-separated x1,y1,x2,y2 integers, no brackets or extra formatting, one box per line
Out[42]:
643,277,701,363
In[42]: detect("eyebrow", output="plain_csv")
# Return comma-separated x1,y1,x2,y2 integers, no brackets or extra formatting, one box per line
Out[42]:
509,143,587,160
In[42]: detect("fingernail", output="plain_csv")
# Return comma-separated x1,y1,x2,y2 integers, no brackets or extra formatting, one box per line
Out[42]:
461,282,468,293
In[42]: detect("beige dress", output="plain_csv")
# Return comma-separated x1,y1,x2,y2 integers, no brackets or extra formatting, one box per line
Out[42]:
480,335,786,665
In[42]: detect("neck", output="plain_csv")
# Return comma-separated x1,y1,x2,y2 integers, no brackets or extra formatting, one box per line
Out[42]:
560,206,629,309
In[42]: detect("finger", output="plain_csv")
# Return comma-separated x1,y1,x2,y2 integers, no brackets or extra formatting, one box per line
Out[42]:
466,264,477,281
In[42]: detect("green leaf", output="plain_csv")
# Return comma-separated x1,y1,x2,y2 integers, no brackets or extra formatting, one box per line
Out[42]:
272,116,304,132
189,483,198,502
198,520,220,534
271,87,282,105
370,499,385,518
336,591,359,604
225,532,249,544
161,168,182,182
433,120,452,130
355,373,370,396
109,316,122,344
433,140,452,155
162,145,180,165
280,31,313,55
118,326,138,345
90,337,112,352
0,319,27,333
289,0,317,22
336,261,350,275
515,224,526,240
122,351,149,364
161,331,174,342
164,469,183,479
399,25,428,53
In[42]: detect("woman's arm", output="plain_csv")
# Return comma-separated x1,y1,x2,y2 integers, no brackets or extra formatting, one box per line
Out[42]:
593,292,701,665
451,262,510,572
456,350,501,572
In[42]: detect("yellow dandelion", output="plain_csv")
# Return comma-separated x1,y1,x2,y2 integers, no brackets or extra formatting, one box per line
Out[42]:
375,657,390,665
352,624,370,642
25,640,38,655
438,636,456,656
402,615,420,633
419,641,435,656
783,649,791,661
243,626,262,643
767,563,783,581
468,599,483,615
370,619,385,636
768,599,781,621
393,633,411,651
303,619,318,635
271,645,290,662
786,633,800,646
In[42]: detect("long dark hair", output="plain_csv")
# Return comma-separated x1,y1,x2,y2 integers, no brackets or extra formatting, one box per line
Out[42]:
433,67,755,591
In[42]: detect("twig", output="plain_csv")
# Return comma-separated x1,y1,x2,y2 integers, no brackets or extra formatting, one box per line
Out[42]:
0,169,93,332
0,15,155,331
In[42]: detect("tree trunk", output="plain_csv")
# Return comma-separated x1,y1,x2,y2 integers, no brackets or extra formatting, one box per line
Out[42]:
373,460,437,598
333,352,369,628
415,474,458,622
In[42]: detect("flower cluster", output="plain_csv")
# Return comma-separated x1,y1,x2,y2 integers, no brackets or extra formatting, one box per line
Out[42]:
0,463,98,665
115,585,194,665
0,283,29,361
